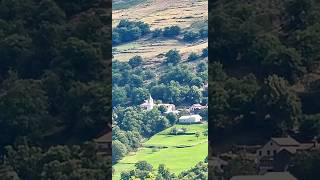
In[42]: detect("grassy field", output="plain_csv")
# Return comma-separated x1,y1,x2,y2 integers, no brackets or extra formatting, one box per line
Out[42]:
145,124,207,147
113,124,208,179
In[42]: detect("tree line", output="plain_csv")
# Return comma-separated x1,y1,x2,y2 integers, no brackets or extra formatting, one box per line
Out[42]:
118,160,208,180
112,19,208,45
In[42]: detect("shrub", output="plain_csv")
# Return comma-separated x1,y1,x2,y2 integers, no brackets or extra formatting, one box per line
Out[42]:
165,49,181,64
183,31,199,42
188,52,199,61
129,55,143,68
163,26,181,37
152,28,162,37
199,28,208,38
202,48,208,57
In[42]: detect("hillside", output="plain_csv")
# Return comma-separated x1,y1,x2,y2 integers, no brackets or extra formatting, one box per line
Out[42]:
113,124,208,179
112,0,208,61
112,0,207,29
112,0,208,179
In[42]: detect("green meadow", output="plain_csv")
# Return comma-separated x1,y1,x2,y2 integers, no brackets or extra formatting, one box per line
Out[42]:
113,124,208,179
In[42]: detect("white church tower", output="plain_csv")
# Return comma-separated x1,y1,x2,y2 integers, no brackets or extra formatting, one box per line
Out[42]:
140,95,154,111
146,95,154,111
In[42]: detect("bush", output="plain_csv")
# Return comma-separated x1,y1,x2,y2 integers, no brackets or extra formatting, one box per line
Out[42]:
183,31,199,42
202,48,208,57
163,26,181,37
169,127,178,135
188,52,199,61
129,55,143,68
197,62,207,72
152,28,162,37
165,49,181,64
199,28,208,38
113,20,150,44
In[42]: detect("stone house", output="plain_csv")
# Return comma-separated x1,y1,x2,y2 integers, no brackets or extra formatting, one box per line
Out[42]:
256,136,318,172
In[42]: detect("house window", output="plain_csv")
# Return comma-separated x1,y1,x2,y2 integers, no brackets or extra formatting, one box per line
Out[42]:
259,151,262,156
273,150,277,155
267,150,270,155
270,142,273,146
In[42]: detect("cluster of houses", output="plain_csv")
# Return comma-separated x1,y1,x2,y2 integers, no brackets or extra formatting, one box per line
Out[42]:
93,94,317,180
92,95,316,180
209,136,319,179
140,95,207,124
93,96,208,156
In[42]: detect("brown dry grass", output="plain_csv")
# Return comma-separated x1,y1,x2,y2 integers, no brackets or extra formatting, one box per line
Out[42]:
112,0,208,29
112,0,208,62
113,38,207,61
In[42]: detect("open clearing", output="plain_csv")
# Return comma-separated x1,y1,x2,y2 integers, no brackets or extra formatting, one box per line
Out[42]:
112,0,208,61
112,0,208,29
113,124,208,179
113,38,208,61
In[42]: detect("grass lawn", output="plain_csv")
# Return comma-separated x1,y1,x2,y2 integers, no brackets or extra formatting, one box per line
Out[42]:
112,124,208,179
145,124,207,147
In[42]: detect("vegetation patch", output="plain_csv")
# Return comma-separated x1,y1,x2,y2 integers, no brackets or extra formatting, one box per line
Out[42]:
113,143,207,179
113,0,149,10
113,124,207,179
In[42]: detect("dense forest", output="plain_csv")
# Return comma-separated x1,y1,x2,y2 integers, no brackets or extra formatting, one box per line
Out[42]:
209,0,320,179
0,0,112,179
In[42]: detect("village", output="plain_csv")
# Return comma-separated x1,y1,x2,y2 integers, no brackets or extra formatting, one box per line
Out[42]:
140,95,207,123
94,93,319,180
94,94,208,155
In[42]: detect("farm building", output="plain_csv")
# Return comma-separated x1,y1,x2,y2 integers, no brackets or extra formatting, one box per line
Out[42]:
178,114,202,124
